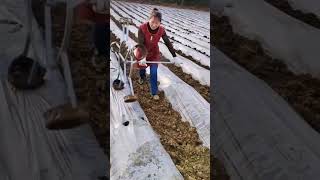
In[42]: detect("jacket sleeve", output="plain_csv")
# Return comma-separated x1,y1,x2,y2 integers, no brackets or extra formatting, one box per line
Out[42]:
138,28,145,45
162,29,176,57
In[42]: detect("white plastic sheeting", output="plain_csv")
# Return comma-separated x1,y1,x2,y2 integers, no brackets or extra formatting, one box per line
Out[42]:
113,0,210,50
0,2,106,179
110,2,141,29
211,0,320,78
287,0,320,18
213,46,320,180
110,8,138,36
110,51,183,180
121,1,210,38
110,21,210,147
156,65,210,147
115,1,211,53
171,42,210,67
159,43,210,86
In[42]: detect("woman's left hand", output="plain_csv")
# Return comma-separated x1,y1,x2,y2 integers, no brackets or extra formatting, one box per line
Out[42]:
138,58,148,67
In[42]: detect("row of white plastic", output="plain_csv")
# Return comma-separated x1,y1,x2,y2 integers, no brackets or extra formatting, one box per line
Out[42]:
286,0,320,18
119,1,210,40
112,1,210,47
121,1,210,34
114,0,211,55
111,0,210,52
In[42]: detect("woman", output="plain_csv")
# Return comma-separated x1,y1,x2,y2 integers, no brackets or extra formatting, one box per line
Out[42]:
137,8,177,100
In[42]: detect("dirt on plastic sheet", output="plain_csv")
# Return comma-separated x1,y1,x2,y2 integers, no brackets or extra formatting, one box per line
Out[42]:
264,0,320,29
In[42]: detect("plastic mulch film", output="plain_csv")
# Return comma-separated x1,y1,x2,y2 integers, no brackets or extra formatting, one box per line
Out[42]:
0,2,106,179
286,0,320,18
159,43,210,86
110,50,183,180
153,65,210,148
213,46,320,180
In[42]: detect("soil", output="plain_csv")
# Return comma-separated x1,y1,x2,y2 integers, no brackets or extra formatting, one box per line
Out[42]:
51,4,108,155
264,0,320,29
212,14,320,133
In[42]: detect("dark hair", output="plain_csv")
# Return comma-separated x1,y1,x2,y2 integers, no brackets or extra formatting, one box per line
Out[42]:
150,8,162,22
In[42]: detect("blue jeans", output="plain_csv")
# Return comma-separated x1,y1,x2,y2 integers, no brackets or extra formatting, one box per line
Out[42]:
139,64,158,95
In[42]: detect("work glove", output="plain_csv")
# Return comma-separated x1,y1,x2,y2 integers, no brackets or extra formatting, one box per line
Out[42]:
138,57,147,67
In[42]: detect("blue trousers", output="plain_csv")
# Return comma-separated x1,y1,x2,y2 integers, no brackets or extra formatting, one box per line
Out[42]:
139,64,158,95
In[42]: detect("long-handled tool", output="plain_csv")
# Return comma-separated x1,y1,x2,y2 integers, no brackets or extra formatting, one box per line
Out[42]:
44,52,90,130
110,42,137,103
115,17,139,103
44,1,90,130
111,42,125,91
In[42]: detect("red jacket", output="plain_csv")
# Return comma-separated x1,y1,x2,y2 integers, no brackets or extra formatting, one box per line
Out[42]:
139,23,165,61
